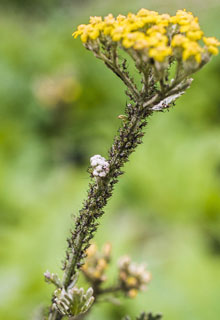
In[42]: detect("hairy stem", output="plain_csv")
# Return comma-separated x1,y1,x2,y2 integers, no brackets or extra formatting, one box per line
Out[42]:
47,51,189,319
48,95,163,319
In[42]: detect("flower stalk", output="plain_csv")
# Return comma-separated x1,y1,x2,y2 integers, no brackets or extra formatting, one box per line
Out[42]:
45,8,219,320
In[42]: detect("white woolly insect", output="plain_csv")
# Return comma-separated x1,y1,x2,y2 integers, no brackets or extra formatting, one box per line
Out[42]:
90,154,109,178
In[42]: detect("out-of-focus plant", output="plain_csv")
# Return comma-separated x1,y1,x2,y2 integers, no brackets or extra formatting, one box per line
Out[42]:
32,70,85,164
43,8,219,320
31,67,114,166
81,243,151,299
33,74,81,108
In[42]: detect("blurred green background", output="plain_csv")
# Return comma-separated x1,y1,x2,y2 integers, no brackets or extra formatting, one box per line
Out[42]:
0,0,220,319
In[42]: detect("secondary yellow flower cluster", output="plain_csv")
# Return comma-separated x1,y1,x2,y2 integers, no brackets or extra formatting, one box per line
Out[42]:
118,256,151,298
81,243,111,283
73,9,220,63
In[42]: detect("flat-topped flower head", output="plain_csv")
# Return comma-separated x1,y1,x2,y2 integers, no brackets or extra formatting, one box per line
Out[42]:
72,8,219,67
72,9,219,110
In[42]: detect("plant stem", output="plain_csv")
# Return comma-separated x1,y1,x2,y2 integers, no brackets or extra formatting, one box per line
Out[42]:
48,93,163,319
47,52,190,319
96,285,122,296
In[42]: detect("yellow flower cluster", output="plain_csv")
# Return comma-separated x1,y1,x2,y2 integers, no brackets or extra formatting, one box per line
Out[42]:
81,243,111,283
73,9,220,63
118,256,151,298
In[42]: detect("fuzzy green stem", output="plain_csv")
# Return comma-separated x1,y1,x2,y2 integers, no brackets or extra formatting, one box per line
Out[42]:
48,102,154,319
47,51,191,319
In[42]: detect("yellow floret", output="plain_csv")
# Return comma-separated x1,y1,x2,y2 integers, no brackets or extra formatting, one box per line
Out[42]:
116,14,126,22
126,13,137,21
149,45,172,62
203,36,220,47
128,288,138,298
160,13,171,21
171,9,194,26
72,24,87,39
171,34,189,47
81,33,88,43
89,16,102,25
182,41,203,63
176,9,194,20
122,38,135,48
126,276,138,286
156,14,171,26
207,46,219,55
111,26,126,41
72,24,100,42
103,26,114,35
141,15,159,24
133,38,149,50
186,30,203,41
89,29,100,40
93,270,101,279
146,33,168,47
104,13,115,25
179,20,200,33
133,19,146,29
122,32,146,48
147,25,166,35
97,258,107,270
137,8,158,17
